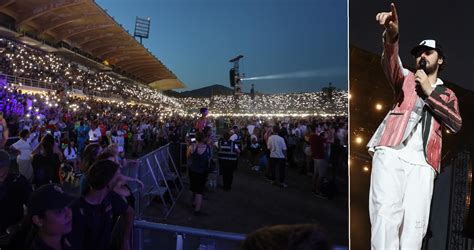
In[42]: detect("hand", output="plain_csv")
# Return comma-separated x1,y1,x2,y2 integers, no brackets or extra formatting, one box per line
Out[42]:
375,3,399,43
415,69,434,96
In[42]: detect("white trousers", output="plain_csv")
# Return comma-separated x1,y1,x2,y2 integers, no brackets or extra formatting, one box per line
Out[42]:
369,149,435,250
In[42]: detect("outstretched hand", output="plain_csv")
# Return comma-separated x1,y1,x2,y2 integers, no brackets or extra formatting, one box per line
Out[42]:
375,3,399,43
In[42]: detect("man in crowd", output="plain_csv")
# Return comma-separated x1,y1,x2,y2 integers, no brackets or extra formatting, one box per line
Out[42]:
68,159,134,250
0,150,32,235
267,126,288,188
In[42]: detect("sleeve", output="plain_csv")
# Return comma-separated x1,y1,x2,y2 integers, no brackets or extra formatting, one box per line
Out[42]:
424,86,462,133
380,32,407,91
11,140,20,150
281,138,287,151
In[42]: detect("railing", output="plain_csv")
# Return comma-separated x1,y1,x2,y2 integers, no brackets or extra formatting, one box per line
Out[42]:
133,220,246,250
1,73,59,90
122,143,184,220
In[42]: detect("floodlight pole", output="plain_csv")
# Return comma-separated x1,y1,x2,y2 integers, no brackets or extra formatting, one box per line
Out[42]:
229,55,244,111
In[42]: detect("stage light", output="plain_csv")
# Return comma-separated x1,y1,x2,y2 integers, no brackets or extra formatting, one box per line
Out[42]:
355,136,363,144
375,103,382,110
363,166,370,172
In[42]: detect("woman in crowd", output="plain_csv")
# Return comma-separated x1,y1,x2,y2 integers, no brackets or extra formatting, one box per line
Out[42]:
78,143,102,194
8,184,74,250
10,129,33,181
31,134,61,188
63,140,78,171
186,131,211,215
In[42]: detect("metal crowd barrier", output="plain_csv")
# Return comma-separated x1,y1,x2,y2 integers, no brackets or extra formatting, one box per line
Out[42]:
132,220,348,250
133,220,246,250
122,143,184,220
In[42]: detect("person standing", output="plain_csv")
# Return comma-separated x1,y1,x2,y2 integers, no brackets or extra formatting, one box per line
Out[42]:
31,134,61,188
11,129,34,181
368,3,462,249
0,150,32,236
309,125,328,199
0,112,9,150
186,132,211,215
216,132,240,191
267,126,288,188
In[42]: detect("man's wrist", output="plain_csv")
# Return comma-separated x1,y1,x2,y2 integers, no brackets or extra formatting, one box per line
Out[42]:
385,32,399,44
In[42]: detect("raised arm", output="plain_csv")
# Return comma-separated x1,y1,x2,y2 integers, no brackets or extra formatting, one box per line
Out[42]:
376,3,406,90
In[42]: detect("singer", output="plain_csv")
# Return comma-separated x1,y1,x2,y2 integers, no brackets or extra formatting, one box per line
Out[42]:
367,3,462,249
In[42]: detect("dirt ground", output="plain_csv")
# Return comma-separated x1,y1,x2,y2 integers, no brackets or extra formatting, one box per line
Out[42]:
142,160,349,246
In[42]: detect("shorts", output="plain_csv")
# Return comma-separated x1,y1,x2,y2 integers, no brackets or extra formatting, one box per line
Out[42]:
189,170,207,194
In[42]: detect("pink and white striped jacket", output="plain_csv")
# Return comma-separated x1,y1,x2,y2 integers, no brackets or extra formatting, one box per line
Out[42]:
367,39,462,173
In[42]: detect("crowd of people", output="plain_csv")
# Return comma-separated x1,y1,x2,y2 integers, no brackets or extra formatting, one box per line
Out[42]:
0,36,348,249
178,90,348,115
0,38,181,107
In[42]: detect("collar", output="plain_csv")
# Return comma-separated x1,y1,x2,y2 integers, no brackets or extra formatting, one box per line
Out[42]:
432,78,444,87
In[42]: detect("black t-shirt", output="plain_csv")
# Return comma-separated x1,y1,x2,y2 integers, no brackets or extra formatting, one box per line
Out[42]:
0,173,32,235
29,235,74,250
68,191,128,250
31,153,61,187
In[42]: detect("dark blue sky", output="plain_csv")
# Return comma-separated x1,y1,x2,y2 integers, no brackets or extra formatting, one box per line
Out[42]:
97,0,348,93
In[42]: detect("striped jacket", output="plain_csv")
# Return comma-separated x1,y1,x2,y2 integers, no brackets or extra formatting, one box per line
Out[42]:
367,38,462,173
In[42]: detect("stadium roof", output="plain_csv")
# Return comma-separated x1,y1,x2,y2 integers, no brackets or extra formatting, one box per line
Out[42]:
0,0,185,90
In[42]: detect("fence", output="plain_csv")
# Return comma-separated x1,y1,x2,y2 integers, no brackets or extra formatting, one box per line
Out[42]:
1,73,59,90
122,143,184,220
133,220,246,250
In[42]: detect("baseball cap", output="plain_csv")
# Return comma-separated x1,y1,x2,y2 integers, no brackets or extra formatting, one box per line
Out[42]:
411,39,444,57
0,150,10,168
27,184,75,215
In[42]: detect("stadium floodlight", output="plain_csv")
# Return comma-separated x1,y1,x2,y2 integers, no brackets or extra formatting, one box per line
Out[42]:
134,16,151,44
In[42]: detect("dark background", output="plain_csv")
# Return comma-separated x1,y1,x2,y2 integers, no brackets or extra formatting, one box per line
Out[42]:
350,1,474,249
350,0,474,91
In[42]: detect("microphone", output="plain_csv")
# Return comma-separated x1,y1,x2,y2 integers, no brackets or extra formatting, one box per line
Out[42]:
419,59,427,72
416,59,427,85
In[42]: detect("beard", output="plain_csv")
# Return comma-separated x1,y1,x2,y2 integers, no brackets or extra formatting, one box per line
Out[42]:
423,62,439,75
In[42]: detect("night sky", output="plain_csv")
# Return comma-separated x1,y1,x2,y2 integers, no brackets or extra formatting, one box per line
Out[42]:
96,0,348,94
350,0,474,91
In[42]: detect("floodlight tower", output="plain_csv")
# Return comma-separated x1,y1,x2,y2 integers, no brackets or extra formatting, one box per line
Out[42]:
229,55,244,96
134,16,151,45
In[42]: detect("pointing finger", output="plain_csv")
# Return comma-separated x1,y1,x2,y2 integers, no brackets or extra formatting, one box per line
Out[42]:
391,3,398,21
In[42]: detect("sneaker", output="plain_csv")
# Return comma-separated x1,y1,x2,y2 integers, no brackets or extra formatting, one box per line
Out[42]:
280,183,288,188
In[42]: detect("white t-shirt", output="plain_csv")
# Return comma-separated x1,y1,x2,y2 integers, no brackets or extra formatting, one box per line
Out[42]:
53,131,61,143
89,128,101,143
64,147,78,161
379,120,430,167
12,139,32,160
28,132,40,150
247,124,255,135
267,135,287,159
230,134,239,142
113,133,125,152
